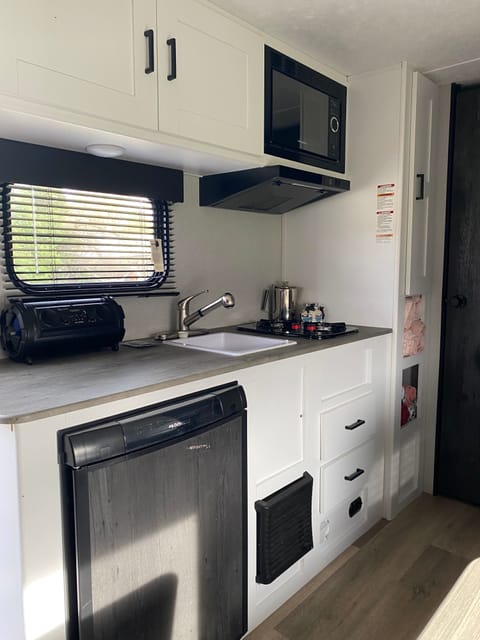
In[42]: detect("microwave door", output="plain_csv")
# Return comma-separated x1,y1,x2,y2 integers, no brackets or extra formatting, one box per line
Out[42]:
272,70,301,150
300,87,330,157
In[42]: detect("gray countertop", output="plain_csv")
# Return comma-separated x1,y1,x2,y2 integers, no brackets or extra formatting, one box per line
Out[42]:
0,325,391,424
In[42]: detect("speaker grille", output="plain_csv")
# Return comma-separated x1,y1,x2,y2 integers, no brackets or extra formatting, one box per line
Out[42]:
255,472,313,584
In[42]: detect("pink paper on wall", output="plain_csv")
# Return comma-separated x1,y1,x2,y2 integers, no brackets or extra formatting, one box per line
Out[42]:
403,295,425,356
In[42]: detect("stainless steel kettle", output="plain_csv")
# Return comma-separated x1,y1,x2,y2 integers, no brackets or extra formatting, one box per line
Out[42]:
262,282,298,322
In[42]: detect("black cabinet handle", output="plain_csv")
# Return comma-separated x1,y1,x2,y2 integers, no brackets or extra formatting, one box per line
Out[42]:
415,173,425,200
167,38,177,81
344,468,365,482
345,418,365,431
144,29,155,74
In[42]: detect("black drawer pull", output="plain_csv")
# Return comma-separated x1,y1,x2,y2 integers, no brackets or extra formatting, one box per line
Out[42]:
345,418,365,431
144,29,155,74
167,37,177,81
344,468,365,482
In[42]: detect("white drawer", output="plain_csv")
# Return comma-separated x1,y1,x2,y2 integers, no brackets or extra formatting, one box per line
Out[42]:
321,439,375,512
303,342,373,405
320,393,376,461
317,488,368,547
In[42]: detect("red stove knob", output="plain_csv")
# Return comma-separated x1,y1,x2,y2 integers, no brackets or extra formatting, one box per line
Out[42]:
305,323,317,332
291,322,301,331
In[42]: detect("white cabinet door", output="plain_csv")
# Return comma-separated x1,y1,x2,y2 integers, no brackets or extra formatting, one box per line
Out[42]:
1,0,158,129
157,0,263,154
405,72,438,295
242,359,304,488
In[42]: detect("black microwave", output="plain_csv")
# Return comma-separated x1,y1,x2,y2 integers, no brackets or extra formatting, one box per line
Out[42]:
264,46,346,173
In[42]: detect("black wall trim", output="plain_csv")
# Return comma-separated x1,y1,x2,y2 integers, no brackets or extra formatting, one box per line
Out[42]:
0,138,184,202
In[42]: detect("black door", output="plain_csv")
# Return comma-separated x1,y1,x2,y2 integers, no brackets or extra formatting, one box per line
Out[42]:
436,84,480,504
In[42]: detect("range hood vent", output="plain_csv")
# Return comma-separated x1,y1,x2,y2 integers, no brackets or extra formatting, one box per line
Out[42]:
199,165,350,214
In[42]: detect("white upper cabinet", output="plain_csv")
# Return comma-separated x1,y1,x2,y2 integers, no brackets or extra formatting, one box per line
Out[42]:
156,0,263,154
1,0,158,129
405,72,438,295
0,0,263,157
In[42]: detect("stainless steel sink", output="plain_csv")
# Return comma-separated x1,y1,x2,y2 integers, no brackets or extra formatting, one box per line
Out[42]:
167,331,296,356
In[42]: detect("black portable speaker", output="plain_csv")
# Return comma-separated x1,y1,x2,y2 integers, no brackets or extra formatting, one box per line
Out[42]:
0,296,125,363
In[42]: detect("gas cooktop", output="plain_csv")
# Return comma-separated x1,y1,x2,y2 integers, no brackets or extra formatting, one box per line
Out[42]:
237,320,359,340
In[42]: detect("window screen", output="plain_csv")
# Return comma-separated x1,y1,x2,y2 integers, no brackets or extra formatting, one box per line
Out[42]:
1,183,175,296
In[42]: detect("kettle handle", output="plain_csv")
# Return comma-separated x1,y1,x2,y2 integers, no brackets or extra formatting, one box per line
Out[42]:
261,288,270,311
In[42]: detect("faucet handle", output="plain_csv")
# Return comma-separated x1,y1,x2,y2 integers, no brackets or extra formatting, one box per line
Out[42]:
177,290,208,309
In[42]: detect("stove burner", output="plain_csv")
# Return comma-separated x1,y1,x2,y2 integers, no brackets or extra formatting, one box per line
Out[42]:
238,320,359,340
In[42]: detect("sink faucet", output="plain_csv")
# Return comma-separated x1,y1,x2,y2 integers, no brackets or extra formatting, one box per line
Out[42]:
177,290,235,332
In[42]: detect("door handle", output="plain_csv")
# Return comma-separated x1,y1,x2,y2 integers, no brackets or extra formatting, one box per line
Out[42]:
167,37,177,81
448,294,467,308
144,29,155,74
415,173,425,200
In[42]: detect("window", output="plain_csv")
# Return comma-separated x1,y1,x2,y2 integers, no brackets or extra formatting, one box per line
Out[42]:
1,183,175,296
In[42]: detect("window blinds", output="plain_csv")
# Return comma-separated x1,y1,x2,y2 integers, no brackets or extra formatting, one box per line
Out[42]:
1,183,176,296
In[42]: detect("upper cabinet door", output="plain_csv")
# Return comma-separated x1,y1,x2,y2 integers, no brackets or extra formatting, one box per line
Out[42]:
1,0,158,129
157,0,263,155
405,72,438,295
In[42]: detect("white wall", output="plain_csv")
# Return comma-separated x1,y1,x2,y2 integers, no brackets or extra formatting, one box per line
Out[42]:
121,173,282,339
284,66,404,328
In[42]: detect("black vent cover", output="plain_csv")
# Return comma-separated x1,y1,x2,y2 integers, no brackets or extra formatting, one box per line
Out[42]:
255,472,313,584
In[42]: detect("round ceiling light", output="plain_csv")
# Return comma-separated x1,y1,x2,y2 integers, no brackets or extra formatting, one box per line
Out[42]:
85,144,125,158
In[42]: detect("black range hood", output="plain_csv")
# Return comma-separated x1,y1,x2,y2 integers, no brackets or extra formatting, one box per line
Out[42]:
199,165,350,214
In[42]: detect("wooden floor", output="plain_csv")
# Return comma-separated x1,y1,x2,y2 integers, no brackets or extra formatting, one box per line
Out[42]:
247,493,480,640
